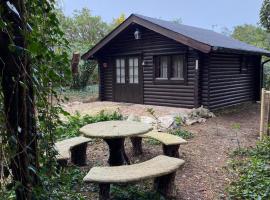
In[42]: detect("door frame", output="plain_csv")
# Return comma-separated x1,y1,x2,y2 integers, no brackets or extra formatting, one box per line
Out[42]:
112,54,143,104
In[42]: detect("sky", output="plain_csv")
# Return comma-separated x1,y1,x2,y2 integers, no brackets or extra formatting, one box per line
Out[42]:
60,0,264,33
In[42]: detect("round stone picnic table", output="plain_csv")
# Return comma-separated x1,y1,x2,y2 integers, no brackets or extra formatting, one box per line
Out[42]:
79,120,152,166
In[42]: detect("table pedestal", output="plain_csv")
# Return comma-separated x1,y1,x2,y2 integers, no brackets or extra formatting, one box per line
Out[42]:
104,138,130,166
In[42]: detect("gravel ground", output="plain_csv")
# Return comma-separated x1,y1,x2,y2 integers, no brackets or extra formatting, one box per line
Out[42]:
65,101,260,200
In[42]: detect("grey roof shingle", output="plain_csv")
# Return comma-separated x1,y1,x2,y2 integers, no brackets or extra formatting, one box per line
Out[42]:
134,14,270,55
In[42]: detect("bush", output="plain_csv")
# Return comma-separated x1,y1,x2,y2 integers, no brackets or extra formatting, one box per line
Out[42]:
56,110,122,140
227,137,270,200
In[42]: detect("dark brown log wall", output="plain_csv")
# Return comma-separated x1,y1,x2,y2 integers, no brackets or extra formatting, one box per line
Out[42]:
97,25,197,108
99,60,113,101
200,53,261,109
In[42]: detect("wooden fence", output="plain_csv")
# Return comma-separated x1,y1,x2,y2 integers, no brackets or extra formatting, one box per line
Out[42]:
259,88,270,140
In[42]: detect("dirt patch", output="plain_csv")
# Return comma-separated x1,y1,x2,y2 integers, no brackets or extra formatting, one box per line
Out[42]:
69,102,260,200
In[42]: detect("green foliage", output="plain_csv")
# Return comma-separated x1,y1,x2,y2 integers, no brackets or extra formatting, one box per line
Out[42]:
169,129,193,139
260,0,270,31
57,8,110,54
72,60,97,89
111,13,126,29
34,166,85,200
56,110,123,140
227,137,270,200
232,24,270,51
111,184,165,200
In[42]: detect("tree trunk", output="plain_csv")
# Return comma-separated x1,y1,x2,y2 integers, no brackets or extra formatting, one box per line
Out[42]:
71,52,80,89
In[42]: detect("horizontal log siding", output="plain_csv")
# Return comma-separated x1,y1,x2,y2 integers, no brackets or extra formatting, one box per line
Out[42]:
200,55,210,107
97,25,197,108
99,60,113,101
207,53,260,109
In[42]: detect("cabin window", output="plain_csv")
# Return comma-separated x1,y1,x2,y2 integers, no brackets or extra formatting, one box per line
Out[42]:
116,58,125,83
155,56,169,79
154,54,186,81
128,57,139,83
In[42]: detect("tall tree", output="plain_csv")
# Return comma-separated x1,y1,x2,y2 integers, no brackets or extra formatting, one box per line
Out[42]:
232,24,270,50
260,0,270,31
58,8,110,53
111,13,126,28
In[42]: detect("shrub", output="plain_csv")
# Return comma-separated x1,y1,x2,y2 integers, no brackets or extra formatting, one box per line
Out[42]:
56,110,122,140
227,137,270,200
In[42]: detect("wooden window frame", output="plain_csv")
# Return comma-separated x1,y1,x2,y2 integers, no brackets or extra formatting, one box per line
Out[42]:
115,58,126,84
153,54,187,84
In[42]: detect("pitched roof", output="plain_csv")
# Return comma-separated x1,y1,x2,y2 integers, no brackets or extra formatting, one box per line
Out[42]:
82,14,270,59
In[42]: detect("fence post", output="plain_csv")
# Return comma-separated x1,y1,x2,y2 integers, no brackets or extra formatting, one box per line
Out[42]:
260,88,266,140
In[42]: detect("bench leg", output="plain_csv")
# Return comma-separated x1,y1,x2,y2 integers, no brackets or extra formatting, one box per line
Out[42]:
71,143,88,166
99,183,110,200
130,137,143,156
154,172,176,199
162,144,180,158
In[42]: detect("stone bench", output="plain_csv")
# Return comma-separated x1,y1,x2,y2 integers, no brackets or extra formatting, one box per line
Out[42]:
83,155,185,200
55,136,91,166
131,131,187,158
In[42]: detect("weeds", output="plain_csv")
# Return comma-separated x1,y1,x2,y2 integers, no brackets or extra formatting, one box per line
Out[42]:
227,137,270,200
56,110,122,140
169,129,193,139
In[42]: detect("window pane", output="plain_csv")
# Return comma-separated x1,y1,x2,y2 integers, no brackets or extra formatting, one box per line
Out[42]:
172,55,184,78
116,59,120,68
129,58,133,67
116,58,125,83
134,58,138,67
134,66,138,76
134,75,138,83
121,59,125,67
160,56,168,78
121,76,125,83
128,58,139,84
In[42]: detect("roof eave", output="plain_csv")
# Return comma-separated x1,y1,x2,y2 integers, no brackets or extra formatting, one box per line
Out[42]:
81,14,212,60
211,46,270,57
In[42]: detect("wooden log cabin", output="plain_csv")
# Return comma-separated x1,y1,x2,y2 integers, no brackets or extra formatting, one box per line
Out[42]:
82,14,270,109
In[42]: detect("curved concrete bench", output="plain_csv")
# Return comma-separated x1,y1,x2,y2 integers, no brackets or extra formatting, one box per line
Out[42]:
131,131,187,158
55,136,91,166
84,155,185,199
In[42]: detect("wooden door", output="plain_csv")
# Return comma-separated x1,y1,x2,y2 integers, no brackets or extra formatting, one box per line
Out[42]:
114,56,143,103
